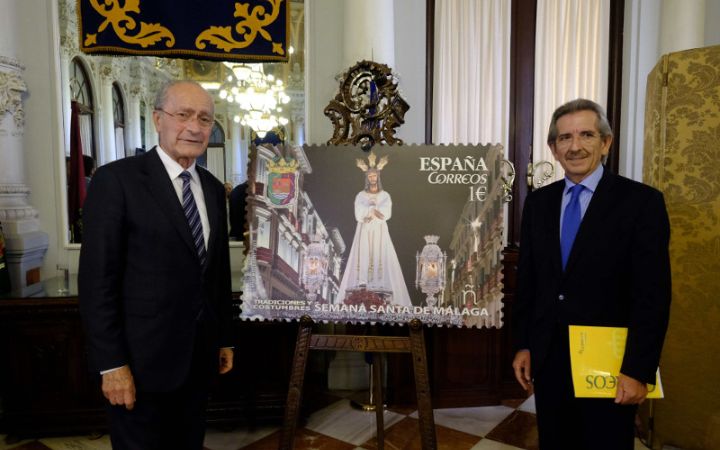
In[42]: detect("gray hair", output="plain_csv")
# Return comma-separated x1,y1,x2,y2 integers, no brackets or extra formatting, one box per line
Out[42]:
546,98,613,145
153,79,212,111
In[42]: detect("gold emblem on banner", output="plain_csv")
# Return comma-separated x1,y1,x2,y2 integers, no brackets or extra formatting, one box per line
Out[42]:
83,0,175,49
195,0,286,55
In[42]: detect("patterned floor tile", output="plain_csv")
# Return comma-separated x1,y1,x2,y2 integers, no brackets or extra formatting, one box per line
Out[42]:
500,398,529,409
0,443,53,450
2,394,546,450
304,390,350,415
411,405,516,437
240,428,355,450
484,410,538,450
304,399,405,446
38,434,112,450
204,425,279,450
470,438,525,450
517,395,535,414
385,405,418,416
0,436,41,450
360,417,482,450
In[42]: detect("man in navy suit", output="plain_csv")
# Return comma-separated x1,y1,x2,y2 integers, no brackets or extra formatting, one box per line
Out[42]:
79,80,234,449
512,99,671,450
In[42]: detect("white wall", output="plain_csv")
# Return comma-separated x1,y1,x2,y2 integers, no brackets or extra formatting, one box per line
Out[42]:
706,0,720,46
660,0,706,55
619,0,662,181
305,0,426,146
619,0,720,181
305,0,344,145
13,1,69,276
394,0,426,144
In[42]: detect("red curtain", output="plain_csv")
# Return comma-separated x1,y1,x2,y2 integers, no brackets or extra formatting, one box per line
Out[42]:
68,101,87,242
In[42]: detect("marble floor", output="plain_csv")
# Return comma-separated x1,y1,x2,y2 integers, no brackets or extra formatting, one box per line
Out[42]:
0,392,650,450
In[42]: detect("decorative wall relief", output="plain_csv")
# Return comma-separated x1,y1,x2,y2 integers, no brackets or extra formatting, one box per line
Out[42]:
0,57,27,136
324,60,409,151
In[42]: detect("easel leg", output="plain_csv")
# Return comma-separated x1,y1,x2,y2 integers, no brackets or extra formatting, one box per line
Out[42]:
279,316,314,450
409,319,437,450
373,353,385,450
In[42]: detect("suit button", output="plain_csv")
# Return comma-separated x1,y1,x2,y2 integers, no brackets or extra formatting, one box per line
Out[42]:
558,294,565,301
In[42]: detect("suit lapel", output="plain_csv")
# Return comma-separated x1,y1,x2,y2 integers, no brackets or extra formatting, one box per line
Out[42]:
564,169,616,275
545,181,565,275
141,148,198,259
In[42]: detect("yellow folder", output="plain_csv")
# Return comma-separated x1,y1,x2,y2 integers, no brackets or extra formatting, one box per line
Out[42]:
568,325,663,399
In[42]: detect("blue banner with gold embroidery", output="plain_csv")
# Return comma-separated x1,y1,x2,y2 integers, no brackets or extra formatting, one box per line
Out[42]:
78,0,288,62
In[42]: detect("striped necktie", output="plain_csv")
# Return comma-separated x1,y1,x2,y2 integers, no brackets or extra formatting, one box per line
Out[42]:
179,171,207,266
560,184,584,270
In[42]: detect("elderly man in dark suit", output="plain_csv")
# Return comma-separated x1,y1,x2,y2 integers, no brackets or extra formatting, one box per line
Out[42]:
79,80,234,449
512,98,671,450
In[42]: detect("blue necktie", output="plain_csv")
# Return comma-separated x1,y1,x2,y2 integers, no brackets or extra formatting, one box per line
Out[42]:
179,171,207,266
560,184,584,270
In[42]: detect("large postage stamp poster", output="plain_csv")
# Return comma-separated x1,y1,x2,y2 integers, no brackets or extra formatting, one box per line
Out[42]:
241,144,506,328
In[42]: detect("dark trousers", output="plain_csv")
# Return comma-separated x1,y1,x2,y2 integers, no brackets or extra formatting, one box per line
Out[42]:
106,325,215,450
533,326,637,450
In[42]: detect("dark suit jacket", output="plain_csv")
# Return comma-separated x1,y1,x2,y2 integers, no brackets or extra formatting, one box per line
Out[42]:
513,168,671,384
79,148,232,392
228,182,247,241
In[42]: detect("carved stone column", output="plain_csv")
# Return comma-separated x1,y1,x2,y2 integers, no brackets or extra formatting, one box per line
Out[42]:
287,62,305,145
126,82,143,156
145,77,162,150
0,56,49,295
145,91,159,150
660,0,706,54
59,0,76,156
99,63,116,164
290,98,305,145
292,116,305,146
230,119,246,185
342,0,395,69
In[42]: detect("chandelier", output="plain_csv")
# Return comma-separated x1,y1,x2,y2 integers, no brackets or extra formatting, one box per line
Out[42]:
220,63,290,138
302,237,329,302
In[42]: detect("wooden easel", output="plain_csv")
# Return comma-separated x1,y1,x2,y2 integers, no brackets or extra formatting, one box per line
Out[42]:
279,316,437,450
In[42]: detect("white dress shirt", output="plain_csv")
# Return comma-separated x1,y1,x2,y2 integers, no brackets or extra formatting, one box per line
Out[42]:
156,146,210,248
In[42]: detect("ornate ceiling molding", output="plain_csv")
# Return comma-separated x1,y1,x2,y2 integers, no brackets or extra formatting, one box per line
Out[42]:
0,56,25,72
99,63,113,80
0,185,37,222
0,184,31,195
0,205,39,222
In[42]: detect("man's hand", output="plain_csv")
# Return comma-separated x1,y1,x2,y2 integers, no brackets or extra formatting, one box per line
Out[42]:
218,348,234,374
615,373,648,405
512,350,532,391
102,365,136,410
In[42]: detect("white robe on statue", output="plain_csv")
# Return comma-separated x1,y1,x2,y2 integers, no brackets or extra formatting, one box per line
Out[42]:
336,189,412,306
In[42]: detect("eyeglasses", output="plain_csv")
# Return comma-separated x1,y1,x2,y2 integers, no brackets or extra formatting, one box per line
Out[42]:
555,131,601,149
155,109,214,129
